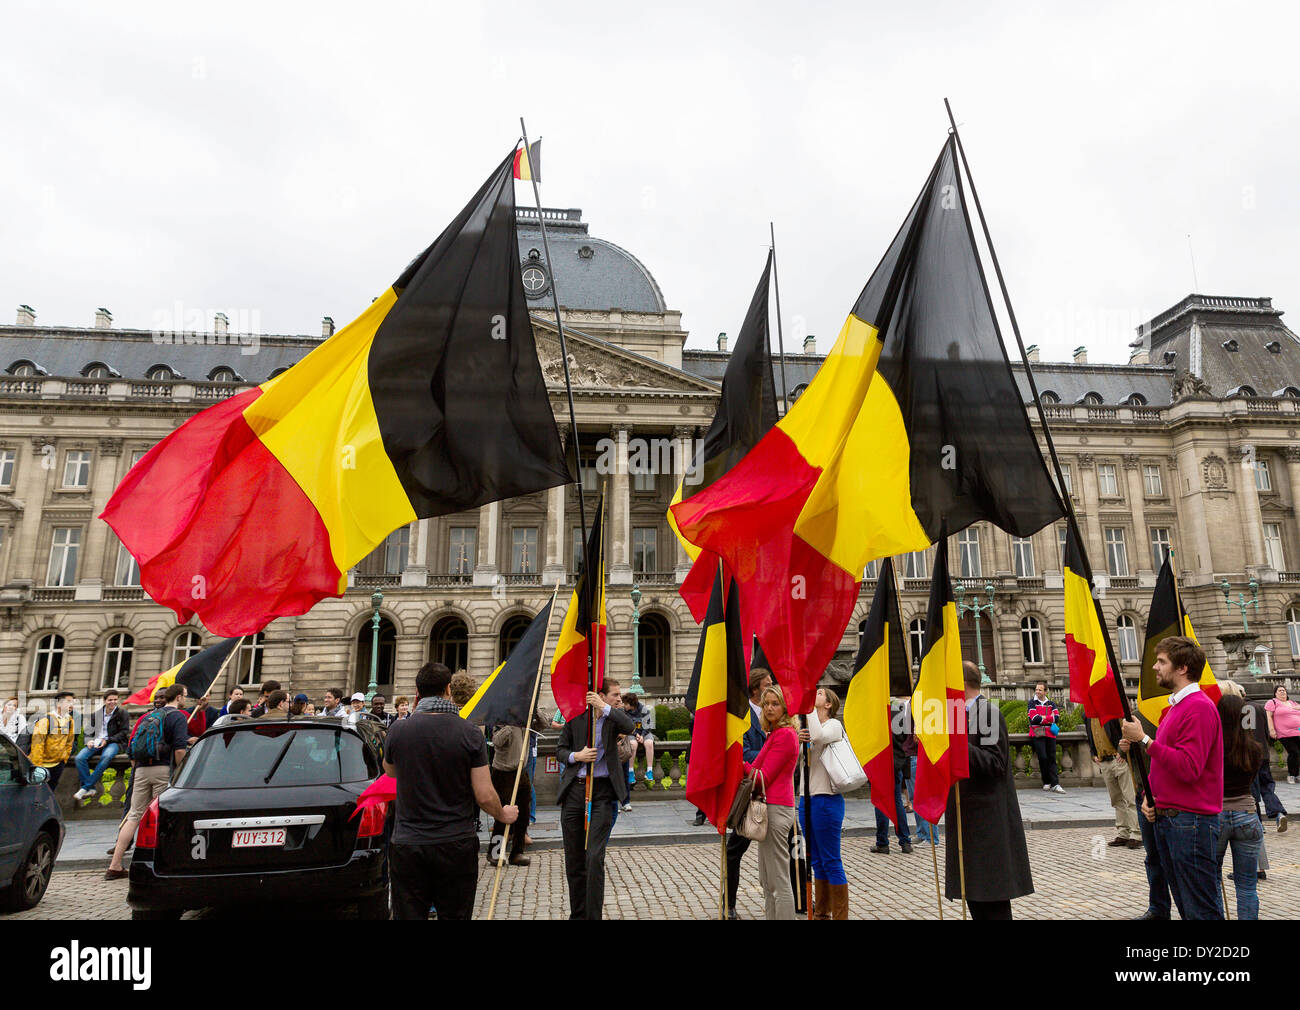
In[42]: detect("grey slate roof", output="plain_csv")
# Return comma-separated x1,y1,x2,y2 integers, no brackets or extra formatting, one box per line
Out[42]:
682,349,823,397
1013,362,1176,406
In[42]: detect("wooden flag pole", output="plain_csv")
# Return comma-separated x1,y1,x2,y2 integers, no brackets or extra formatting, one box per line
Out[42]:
719,833,727,921
206,637,245,721
955,781,968,920
584,484,609,850
1220,876,1231,920
488,586,560,920
930,833,944,920
769,222,790,413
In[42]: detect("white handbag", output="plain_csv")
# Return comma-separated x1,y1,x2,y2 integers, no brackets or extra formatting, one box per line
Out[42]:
820,735,868,794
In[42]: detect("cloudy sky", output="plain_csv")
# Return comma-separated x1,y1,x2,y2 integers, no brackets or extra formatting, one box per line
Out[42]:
3,0,1297,365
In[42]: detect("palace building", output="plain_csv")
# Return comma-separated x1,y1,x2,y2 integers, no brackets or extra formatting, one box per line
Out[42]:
1,208,1298,710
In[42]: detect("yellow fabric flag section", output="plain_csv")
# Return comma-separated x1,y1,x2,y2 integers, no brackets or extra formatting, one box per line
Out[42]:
844,641,891,771
460,659,506,720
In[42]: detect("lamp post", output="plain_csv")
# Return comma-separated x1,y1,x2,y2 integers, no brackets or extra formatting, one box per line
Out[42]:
953,582,996,685
630,584,643,695
1220,577,1261,676
366,590,383,702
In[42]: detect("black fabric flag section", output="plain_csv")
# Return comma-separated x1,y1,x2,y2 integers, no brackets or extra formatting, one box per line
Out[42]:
174,637,243,699
462,600,554,727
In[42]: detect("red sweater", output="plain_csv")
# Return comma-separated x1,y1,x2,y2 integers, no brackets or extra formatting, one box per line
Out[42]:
744,726,799,807
1148,687,1223,815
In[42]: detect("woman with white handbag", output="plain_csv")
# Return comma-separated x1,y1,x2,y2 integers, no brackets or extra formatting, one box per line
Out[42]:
800,687,856,919
741,687,800,920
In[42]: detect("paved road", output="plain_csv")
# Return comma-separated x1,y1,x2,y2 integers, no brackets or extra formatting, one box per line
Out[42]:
12,820,1298,920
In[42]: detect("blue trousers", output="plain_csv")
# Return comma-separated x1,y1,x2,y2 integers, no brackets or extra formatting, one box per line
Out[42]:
1154,811,1223,920
74,743,120,790
798,793,846,885
1216,810,1261,920
526,747,538,823
908,755,938,843
874,767,912,847
1137,801,1172,918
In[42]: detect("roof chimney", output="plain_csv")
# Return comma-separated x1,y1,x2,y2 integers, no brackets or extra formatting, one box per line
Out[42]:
16,304,35,326
716,332,727,352
1128,347,1150,365
94,307,113,329
1072,345,1088,364
322,316,335,338
1025,344,1040,362
213,312,229,337
804,335,816,354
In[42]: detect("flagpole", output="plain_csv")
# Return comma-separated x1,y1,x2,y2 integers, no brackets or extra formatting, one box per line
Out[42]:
719,833,727,921
584,484,608,850
796,741,811,918
488,586,560,920
942,99,1151,799
518,118,599,835
955,781,968,920
769,223,790,413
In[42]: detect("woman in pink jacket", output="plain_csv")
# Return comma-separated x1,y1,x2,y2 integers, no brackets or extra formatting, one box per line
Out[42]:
743,687,800,920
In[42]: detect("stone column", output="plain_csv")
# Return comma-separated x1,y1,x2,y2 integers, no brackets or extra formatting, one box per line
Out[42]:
609,425,633,585
543,481,567,586
1075,454,1106,574
1174,447,1213,578
1236,443,1268,572
1285,447,1300,565
472,501,500,586
672,425,695,580
401,519,429,587
1122,455,1150,580
79,438,123,598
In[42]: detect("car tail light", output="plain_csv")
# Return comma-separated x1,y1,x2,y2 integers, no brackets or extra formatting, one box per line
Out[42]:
356,801,388,840
136,798,160,848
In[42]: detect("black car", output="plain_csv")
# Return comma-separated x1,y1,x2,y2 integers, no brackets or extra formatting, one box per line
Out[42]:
126,715,389,920
0,733,64,912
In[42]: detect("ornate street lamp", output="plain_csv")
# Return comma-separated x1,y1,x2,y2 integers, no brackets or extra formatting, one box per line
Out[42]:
366,590,383,702
630,584,643,695
953,582,996,685
1220,577,1261,676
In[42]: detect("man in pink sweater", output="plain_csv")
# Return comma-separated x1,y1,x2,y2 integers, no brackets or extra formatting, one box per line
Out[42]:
1120,636,1223,920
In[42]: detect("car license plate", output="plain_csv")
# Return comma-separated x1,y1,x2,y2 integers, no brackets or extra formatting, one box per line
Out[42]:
231,828,287,848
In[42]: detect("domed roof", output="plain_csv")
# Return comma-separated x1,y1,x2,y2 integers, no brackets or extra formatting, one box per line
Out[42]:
516,208,666,314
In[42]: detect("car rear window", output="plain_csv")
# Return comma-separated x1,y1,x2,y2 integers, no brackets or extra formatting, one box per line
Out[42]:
173,726,375,788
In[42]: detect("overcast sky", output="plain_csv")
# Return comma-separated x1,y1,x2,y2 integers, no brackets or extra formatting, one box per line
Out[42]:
3,0,1297,366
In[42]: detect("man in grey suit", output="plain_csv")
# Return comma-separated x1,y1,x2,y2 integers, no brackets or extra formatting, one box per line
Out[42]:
557,679,635,920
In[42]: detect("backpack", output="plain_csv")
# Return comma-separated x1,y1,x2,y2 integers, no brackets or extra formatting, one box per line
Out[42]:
15,718,37,756
131,709,168,761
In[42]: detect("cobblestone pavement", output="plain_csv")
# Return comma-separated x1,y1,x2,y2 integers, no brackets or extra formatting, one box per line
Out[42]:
11,823,1299,920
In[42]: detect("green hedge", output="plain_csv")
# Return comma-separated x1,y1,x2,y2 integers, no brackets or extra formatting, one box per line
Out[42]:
666,728,690,742
653,705,691,733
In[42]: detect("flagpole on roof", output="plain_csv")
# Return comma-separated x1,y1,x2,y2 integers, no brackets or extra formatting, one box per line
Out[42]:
769,223,791,414
518,118,599,795
942,99,1152,797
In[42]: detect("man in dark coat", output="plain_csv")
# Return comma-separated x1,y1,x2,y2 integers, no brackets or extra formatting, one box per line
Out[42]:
946,661,1034,919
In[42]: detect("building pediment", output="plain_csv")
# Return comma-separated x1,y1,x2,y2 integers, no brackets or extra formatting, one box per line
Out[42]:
533,327,717,395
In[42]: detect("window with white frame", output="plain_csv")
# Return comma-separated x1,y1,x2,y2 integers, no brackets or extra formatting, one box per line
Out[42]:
30,633,65,691
1020,616,1043,664
114,541,140,586
0,448,14,489
957,528,981,578
1012,537,1036,578
1288,606,1300,658
903,550,928,580
580,464,597,493
571,527,585,576
908,618,927,668
46,527,80,586
63,450,91,488
171,630,202,667
1263,523,1285,571
632,471,656,493
1059,463,1073,497
448,528,476,575
1150,528,1172,570
1057,525,1068,568
1117,615,1139,662
863,558,879,580
1097,463,1119,497
100,633,133,691
1142,464,1163,497
236,632,265,685
1105,528,1129,577
1256,458,1273,492
511,527,538,574
632,527,656,574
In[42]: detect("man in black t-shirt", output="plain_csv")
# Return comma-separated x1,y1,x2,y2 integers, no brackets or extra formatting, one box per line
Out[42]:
383,661,518,920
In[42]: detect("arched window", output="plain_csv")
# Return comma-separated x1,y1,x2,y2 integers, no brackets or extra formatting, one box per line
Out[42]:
908,618,926,669
208,367,238,382
790,383,809,402
269,366,290,379
1081,392,1104,406
1288,606,1300,659
171,630,202,668
1280,387,1300,399
638,612,670,685
498,614,533,665
8,360,40,376
101,633,134,691
1040,390,1060,404
356,619,396,693
430,616,469,672
1117,615,1139,663
1125,393,1147,406
147,365,175,381
30,633,65,691
83,363,112,379
1020,616,1043,665
236,631,266,685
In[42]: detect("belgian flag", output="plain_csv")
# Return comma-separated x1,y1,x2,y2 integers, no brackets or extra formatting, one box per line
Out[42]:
844,558,912,827
102,148,572,636
1138,553,1220,726
126,637,242,705
672,136,1065,713
684,569,752,832
909,533,969,826
667,252,778,627
550,495,606,721
462,599,556,727
512,140,541,182
1063,523,1126,723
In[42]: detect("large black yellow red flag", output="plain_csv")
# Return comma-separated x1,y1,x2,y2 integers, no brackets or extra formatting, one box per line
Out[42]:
684,569,752,832
909,533,969,825
462,598,555,727
844,558,912,827
102,149,572,636
126,636,242,705
512,140,541,182
667,253,777,628
550,494,606,720
671,137,1065,714
1139,552,1220,726
1063,523,1126,724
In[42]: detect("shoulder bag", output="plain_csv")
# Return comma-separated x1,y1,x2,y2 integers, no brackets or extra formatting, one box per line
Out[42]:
819,727,868,794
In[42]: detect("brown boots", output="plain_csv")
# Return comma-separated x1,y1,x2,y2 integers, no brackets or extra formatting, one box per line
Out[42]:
812,881,849,920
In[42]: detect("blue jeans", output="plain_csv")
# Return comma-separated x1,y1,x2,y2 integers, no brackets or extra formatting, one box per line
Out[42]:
1137,799,1171,918
74,743,120,790
1216,810,1262,920
1154,810,1223,920
874,767,912,847
799,794,846,885
908,756,938,843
